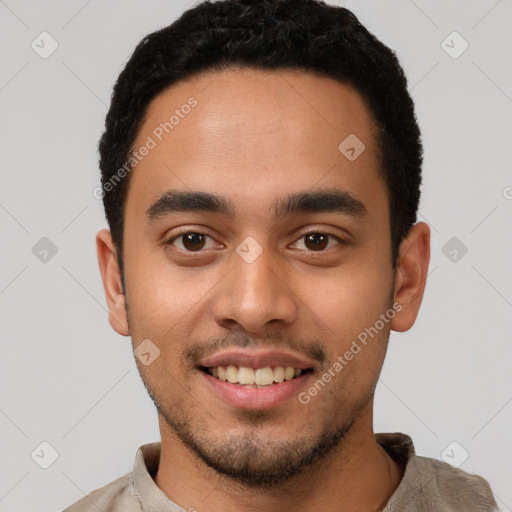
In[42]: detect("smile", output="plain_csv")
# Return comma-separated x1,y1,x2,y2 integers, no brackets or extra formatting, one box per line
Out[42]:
200,365,313,387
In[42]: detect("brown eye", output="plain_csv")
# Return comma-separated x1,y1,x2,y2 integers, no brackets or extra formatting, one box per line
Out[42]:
169,232,214,252
182,233,206,251
291,231,342,252
304,232,329,251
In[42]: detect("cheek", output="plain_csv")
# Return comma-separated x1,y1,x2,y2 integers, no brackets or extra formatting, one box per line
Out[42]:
299,262,392,339
124,247,228,367
124,245,199,324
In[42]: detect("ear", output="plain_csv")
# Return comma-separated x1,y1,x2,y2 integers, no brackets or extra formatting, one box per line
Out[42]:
391,221,430,332
96,229,130,336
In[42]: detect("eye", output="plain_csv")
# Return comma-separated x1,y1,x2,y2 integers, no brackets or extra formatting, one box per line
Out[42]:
167,231,217,252
166,230,344,254
291,231,343,252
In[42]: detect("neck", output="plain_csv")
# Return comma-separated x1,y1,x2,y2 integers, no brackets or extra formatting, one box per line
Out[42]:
153,405,404,512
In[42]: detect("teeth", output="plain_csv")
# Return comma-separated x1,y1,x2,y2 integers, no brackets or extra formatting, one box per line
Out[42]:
255,367,274,386
238,366,255,385
274,366,284,382
205,365,304,385
226,365,238,384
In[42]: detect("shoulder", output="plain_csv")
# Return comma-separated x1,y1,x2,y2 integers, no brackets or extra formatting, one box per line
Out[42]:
388,454,499,511
62,472,140,512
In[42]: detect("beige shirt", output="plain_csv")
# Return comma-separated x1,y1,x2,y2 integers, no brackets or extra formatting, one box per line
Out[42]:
63,432,498,511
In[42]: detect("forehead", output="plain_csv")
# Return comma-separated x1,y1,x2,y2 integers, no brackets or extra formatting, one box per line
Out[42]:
125,67,386,222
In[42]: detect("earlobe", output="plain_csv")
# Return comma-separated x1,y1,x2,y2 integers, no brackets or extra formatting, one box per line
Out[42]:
390,222,430,332
96,229,130,336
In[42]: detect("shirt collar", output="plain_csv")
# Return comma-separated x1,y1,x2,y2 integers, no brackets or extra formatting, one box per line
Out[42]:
132,442,183,511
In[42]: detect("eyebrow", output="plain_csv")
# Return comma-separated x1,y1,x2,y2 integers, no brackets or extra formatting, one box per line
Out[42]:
146,187,367,222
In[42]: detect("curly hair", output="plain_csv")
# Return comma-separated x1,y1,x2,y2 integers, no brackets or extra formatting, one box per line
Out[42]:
98,0,422,286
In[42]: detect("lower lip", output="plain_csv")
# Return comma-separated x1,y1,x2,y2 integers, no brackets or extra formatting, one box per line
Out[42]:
199,370,312,410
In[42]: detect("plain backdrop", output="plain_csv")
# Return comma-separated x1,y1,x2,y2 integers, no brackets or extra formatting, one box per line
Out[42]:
0,1,511,510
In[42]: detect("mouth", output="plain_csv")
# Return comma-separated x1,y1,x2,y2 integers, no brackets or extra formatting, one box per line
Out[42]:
199,365,314,388
196,349,318,409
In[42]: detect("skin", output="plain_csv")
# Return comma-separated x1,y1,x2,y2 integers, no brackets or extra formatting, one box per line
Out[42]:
97,67,430,511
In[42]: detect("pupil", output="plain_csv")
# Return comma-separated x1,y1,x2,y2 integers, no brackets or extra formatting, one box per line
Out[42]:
183,233,205,251
306,233,327,251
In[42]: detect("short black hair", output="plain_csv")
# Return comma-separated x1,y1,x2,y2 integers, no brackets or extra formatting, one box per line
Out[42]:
98,0,422,289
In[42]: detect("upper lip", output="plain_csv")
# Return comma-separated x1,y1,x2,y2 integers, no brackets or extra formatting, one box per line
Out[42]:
197,349,317,370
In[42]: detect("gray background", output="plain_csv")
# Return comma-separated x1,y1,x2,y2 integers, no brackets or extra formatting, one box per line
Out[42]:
0,0,511,510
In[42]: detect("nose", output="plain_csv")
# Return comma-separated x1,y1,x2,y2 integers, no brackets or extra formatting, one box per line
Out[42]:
210,244,298,335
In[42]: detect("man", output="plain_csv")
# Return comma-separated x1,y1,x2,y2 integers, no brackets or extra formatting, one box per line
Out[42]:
64,0,498,510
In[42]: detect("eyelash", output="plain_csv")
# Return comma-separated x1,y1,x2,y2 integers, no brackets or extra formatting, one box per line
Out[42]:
166,229,344,254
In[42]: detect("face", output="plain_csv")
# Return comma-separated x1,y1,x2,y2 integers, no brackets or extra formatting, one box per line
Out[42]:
97,67,429,486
